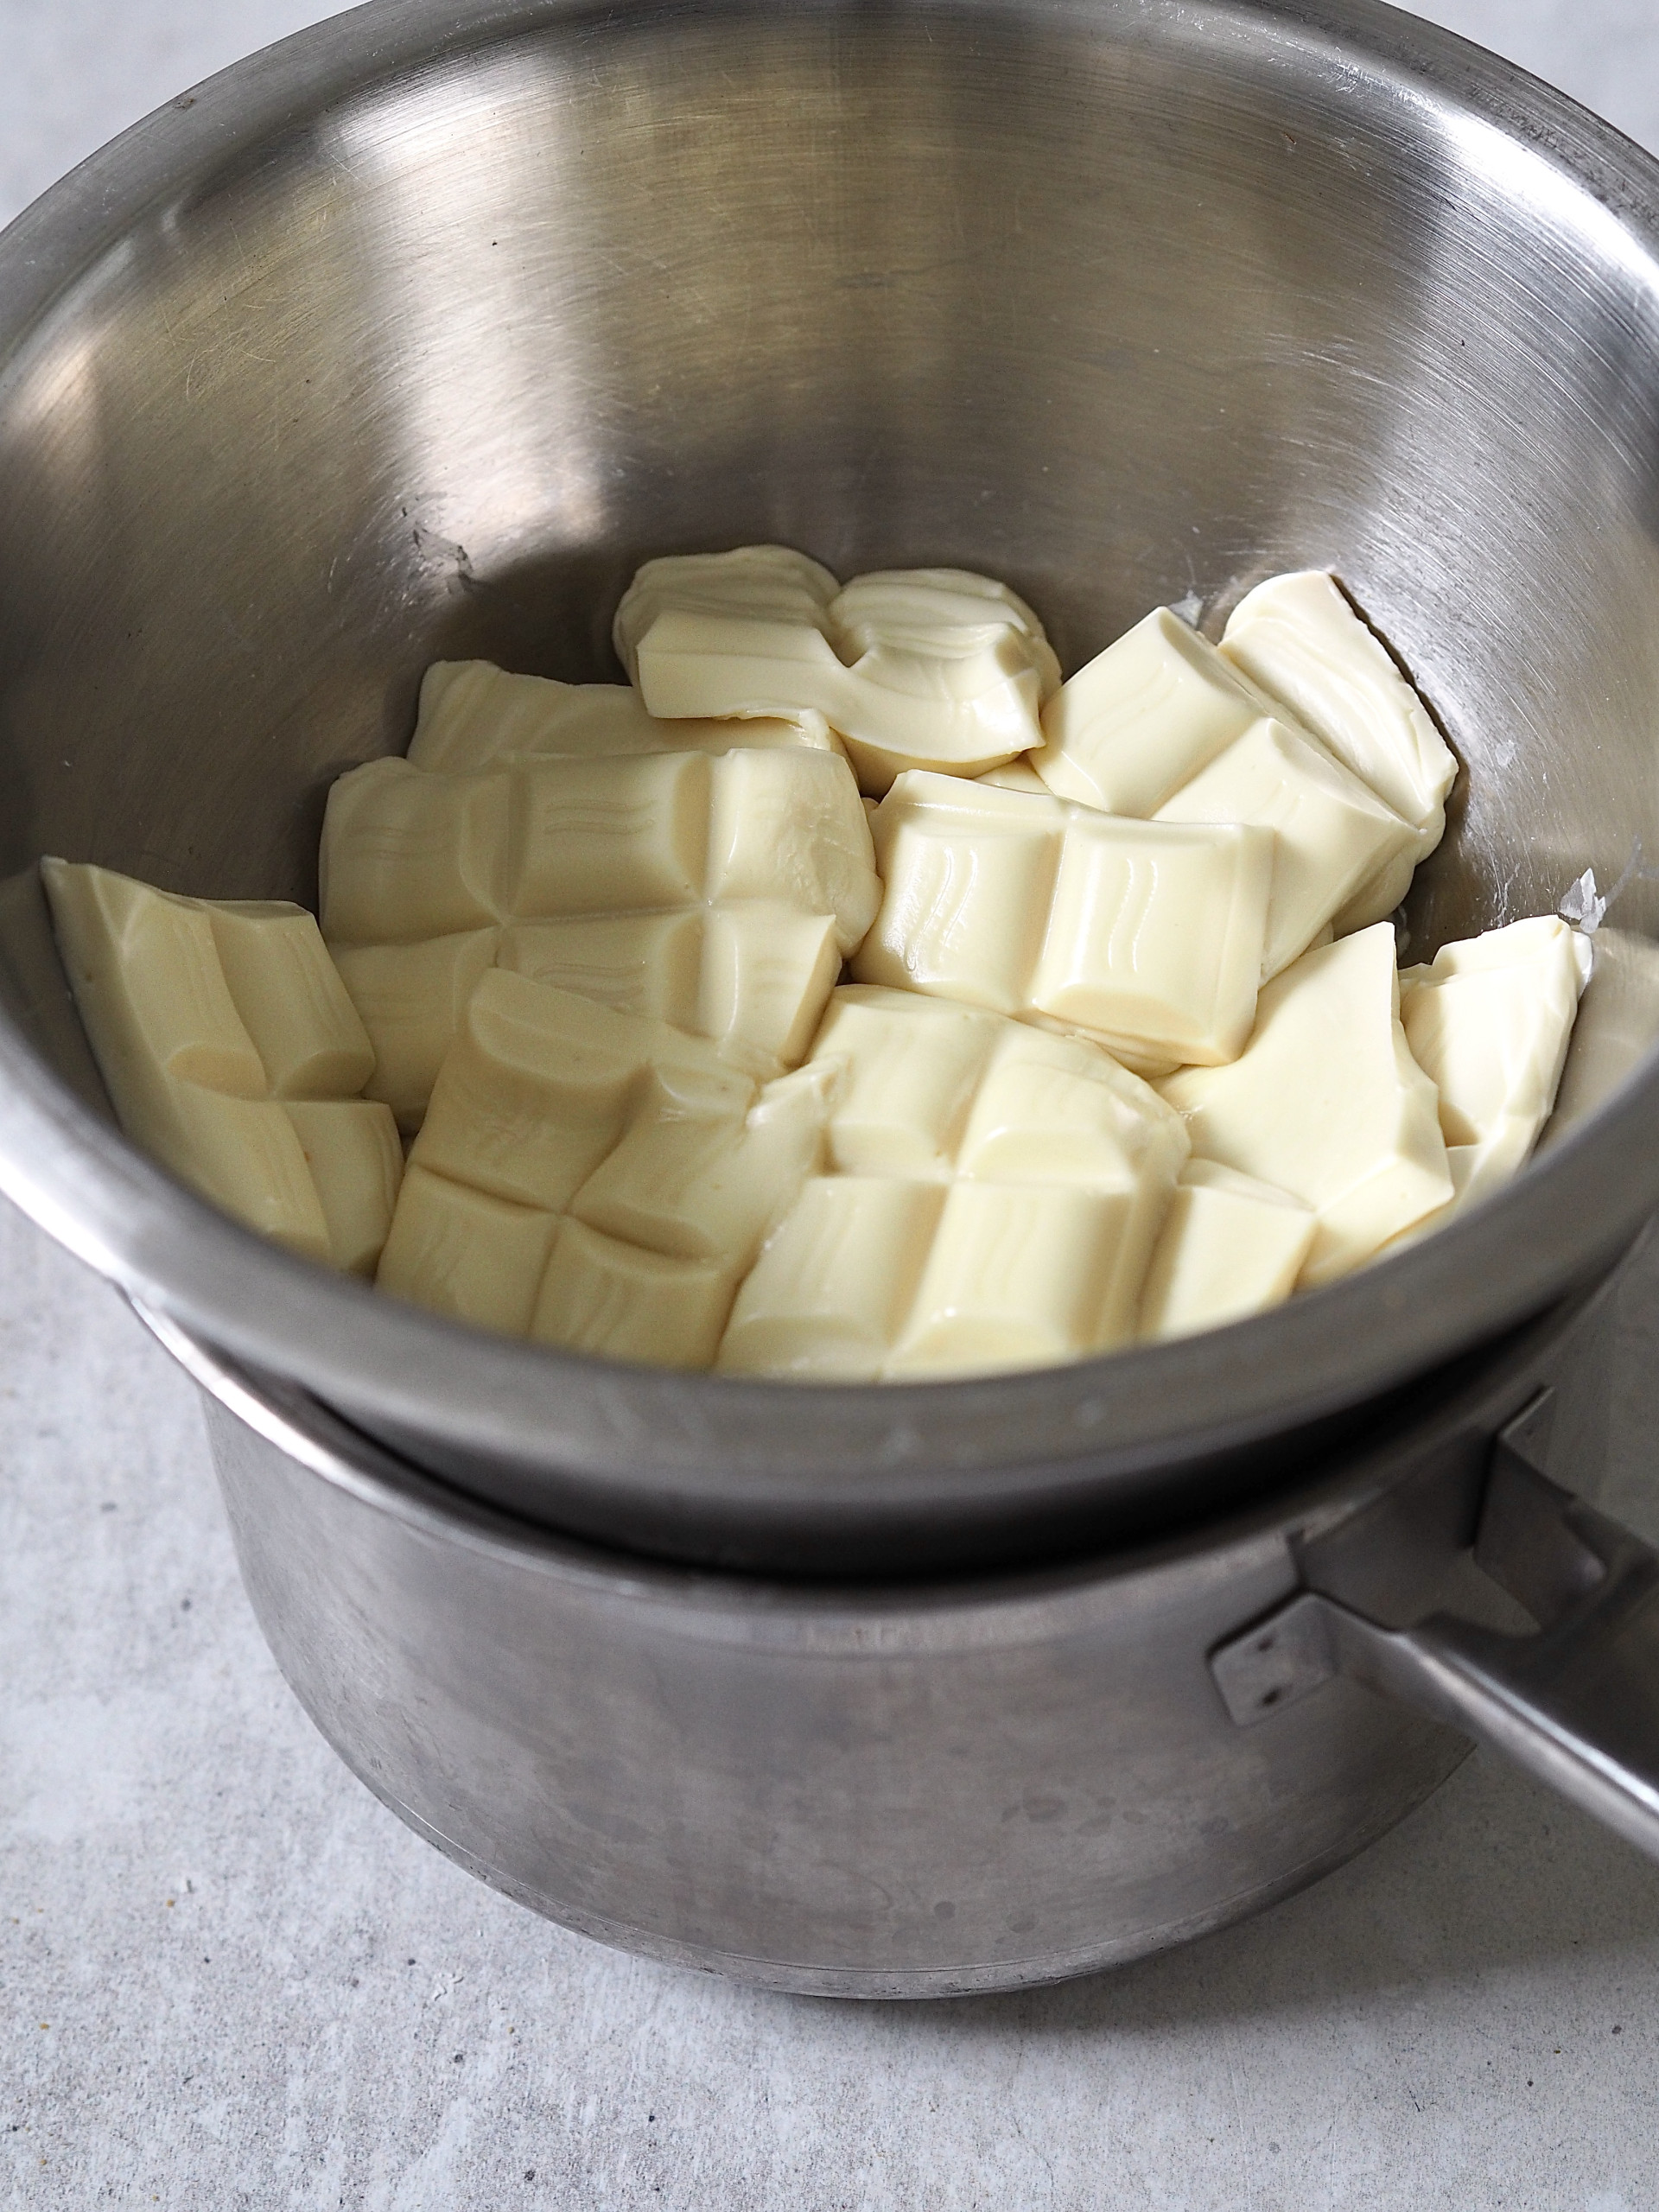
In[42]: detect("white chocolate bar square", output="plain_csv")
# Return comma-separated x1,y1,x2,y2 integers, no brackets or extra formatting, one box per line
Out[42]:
320,760,509,943
1155,716,1414,978
852,771,1270,1069
1400,915,1590,1213
325,738,879,1116
1032,607,1267,816
408,659,828,774
1160,924,1451,1286
1221,571,1456,930
1138,1159,1316,1340
718,983,1187,1379
382,969,828,1352
531,1219,737,1370
45,860,400,1274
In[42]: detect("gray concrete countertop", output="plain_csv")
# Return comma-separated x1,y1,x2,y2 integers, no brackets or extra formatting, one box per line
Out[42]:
4,4,1659,2205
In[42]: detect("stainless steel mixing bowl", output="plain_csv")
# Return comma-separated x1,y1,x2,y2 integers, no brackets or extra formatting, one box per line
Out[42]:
3,0,1659,1991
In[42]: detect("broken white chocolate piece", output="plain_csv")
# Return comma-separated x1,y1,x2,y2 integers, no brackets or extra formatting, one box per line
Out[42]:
377,969,828,1361
1399,915,1590,1211
851,771,1271,1070
1155,715,1415,978
531,1219,736,1369
331,929,500,1134
818,569,1060,791
1160,924,1452,1286
1543,926,1659,1145
620,547,1059,793
613,545,842,681
1221,572,1457,929
321,760,511,944
976,758,1050,794
283,1099,407,1277
324,744,880,1112
1138,1160,1316,1340
718,987,1187,1379
409,659,832,774
1031,607,1269,816
377,1165,559,1337
44,860,400,1273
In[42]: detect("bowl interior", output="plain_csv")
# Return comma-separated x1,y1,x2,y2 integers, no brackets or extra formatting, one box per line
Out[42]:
3,0,1659,1568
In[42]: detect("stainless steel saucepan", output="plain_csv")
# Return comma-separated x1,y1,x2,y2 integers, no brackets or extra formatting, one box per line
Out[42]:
2,0,1658,1993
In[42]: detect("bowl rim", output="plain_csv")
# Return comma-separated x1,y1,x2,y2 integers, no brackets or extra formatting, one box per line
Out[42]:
3,0,1658,1552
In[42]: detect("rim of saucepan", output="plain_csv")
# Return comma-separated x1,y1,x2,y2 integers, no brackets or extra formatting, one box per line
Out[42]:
1,0,1657,1529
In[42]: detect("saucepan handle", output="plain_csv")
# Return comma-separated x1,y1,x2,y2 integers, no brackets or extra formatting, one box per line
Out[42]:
1211,1405,1659,1860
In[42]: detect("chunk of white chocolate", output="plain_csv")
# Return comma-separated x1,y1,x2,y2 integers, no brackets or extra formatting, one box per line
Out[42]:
1154,715,1415,978
1399,915,1590,1211
618,547,1060,794
613,545,842,679
331,929,500,1134
44,860,400,1273
1138,1160,1316,1340
851,771,1272,1071
1031,607,1269,815
409,659,833,774
1221,572,1457,928
323,744,880,1117
1543,926,1659,1145
377,969,828,1361
1160,925,1452,1286
718,987,1188,1379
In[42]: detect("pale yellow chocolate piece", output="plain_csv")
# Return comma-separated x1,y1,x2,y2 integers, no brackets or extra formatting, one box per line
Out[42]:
1399,915,1589,1211
1543,926,1659,1146
324,745,879,1110
377,970,828,1362
377,1166,559,1337
619,548,1060,794
44,860,399,1274
1031,607,1269,816
1138,1160,1316,1340
1160,925,1452,1287
321,760,511,944
851,771,1271,1071
531,1220,735,1369
1221,571,1457,929
1155,715,1415,978
331,929,500,1135
613,544,842,679
718,988,1188,1380
408,659,832,774
976,758,1050,794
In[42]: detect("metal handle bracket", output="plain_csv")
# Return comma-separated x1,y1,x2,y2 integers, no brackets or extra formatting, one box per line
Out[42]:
1211,1395,1659,1862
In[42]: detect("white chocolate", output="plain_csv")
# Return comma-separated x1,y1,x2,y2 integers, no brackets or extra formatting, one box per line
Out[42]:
1138,1160,1316,1340
851,771,1271,1071
44,860,400,1274
323,744,880,1116
321,760,511,944
1154,715,1415,978
613,545,842,679
1544,926,1659,1145
976,758,1050,794
409,659,833,773
531,1220,735,1369
331,928,500,1134
718,987,1188,1379
1400,915,1590,1211
618,548,1060,794
1160,925,1452,1286
378,969,828,1361
1031,607,1268,815
1221,571,1457,929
